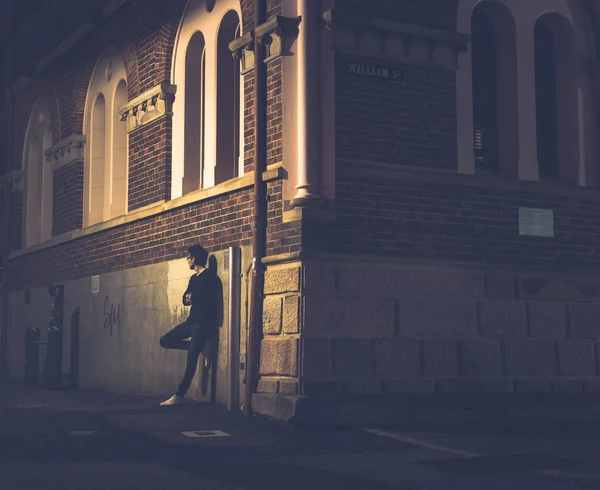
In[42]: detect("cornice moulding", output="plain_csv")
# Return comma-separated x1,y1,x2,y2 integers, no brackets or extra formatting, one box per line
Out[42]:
255,16,300,63
322,8,470,70
229,31,255,75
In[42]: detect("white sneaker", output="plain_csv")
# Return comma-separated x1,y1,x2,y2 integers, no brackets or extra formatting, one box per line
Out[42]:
160,395,184,406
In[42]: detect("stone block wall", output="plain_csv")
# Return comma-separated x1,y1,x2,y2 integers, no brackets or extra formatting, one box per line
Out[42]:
298,259,600,397
257,261,302,396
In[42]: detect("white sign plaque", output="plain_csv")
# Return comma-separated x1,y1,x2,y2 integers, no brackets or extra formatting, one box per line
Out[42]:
518,207,554,237
91,275,100,294
181,430,231,438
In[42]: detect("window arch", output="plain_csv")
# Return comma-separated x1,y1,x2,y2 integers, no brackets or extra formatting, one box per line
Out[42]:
534,13,581,184
457,0,596,185
216,10,241,185
171,0,243,199
83,48,128,226
23,97,53,247
183,31,207,194
470,2,519,177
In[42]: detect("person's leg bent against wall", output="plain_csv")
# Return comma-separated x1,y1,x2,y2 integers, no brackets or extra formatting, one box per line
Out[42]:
159,321,193,351
160,323,207,406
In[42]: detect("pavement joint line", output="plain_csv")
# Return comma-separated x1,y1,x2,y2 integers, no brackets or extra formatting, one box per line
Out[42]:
363,428,600,483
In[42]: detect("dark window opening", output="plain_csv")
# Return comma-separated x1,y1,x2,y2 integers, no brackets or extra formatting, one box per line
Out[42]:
471,8,499,170
535,21,559,178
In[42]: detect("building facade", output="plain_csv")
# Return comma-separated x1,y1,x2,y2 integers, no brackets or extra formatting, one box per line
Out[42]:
2,0,600,423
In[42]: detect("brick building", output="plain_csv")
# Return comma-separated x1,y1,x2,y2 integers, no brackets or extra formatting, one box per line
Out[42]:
2,0,600,424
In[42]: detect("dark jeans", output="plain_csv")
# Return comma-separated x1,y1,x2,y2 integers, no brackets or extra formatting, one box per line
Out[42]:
160,320,208,398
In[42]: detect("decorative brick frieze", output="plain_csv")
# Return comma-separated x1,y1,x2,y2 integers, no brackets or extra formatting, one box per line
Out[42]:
45,134,86,170
322,8,469,70
118,81,176,133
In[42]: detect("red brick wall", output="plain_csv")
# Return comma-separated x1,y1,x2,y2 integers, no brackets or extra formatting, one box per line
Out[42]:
267,179,301,257
266,58,283,167
346,0,459,29
128,117,172,210
336,54,457,171
305,170,600,272
52,160,84,236
8,190,22,252
7,185,258,292
244,71,256,173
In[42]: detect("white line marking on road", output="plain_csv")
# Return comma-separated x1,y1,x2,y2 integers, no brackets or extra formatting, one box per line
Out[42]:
363,428,600,483
362,428,480,458
181,430,231,438
540,470,600,481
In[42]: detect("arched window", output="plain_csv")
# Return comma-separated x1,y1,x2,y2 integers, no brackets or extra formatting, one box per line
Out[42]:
457,0,595,184
183,32,206,194
471,8,498,170
84,48,128,226
470,2,518,175
90,94,106,226
171,0,244,199
215,11,241,185
23,98,53,247
112,80,128,217
535,14,580,183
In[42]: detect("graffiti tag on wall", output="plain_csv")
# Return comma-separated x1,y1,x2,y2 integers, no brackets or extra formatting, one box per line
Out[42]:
103,295,121,336
172,305,189,325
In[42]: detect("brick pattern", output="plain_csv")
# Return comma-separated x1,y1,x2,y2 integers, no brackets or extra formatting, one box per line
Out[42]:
241,0,256,33
243,71,256,173
300,263,600,397
267,0,283,19
128,117,172,210
306,172,600,271
8,191,23,252
7,186,258,291
266,57,283,166
266,179,301,257
336,54,457,170
52,160,84,236
344,0,458,29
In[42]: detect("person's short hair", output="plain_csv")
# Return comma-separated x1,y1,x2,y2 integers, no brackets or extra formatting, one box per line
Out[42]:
188,244,209,266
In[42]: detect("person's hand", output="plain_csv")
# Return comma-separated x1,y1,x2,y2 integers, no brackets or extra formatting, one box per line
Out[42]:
184,293,192,306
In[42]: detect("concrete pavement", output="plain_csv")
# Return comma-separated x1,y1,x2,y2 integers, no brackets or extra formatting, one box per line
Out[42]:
2,382,600,489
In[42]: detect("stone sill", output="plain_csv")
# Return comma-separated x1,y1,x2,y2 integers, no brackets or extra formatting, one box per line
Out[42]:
339,159,600,199
8,163,285,260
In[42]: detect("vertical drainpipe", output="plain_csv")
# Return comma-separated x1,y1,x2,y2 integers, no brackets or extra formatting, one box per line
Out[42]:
244,0,267,416
0,180,9,381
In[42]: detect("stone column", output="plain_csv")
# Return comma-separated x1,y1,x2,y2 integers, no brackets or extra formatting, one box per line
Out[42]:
515,17,539,182
292,0,324,208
